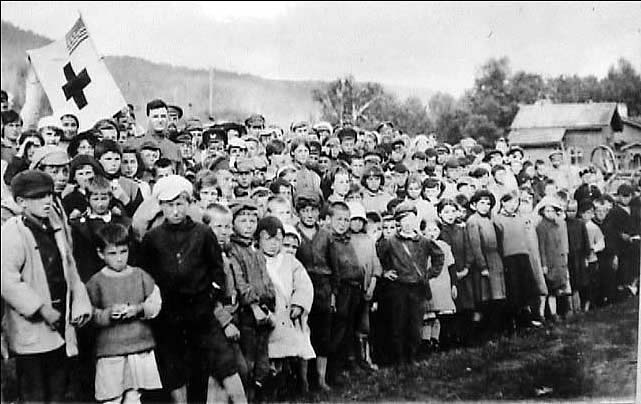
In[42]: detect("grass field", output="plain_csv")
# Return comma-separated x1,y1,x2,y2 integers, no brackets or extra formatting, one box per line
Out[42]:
2,297,638,402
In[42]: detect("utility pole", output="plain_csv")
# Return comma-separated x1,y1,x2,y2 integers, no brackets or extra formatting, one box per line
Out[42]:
209,67,214,120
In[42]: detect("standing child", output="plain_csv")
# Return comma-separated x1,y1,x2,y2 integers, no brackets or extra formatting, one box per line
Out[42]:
578,200,605,311
438,199,476,346
466,190,506,340
2,170,92,402
565,199,590,315
422,221,456,352
227,199,276,401
535,196,571,322
346,202,381,370
86,224,163,403
257,217,315,396
494,191,541,330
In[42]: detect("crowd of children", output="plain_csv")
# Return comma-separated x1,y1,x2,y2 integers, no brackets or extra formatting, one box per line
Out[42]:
1,98,640,403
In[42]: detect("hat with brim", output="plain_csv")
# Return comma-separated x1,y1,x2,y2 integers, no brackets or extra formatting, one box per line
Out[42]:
168,105,183,119
394,201,418,221
229,198,258,217
153,175,193,202
295,191,322,210
250,187,271,199
11,170,54,199
37,116,63,132
548,151,564,161
347,201,367,222
140,140,161,151
535,196,564,214
29,145,70,169
483,149,504,162
283,223,301,244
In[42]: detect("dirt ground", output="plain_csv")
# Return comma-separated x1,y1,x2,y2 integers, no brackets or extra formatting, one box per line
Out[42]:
1,297,638,402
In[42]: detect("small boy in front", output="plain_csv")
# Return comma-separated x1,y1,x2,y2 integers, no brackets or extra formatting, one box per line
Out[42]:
1,170,92,403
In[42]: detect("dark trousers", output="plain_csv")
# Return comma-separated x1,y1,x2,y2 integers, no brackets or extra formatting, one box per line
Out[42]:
596,252,617,305
15,346,70,403
238,308,272,386
379,282,425,365
308,273,333,356
329,282,363,361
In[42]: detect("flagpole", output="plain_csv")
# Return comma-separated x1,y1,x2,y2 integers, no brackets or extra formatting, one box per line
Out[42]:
209,67,214,120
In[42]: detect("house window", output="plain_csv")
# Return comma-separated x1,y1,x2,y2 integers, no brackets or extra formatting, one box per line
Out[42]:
568,147,583,165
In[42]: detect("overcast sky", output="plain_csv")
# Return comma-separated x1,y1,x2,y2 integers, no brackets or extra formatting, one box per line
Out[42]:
2,1,640,96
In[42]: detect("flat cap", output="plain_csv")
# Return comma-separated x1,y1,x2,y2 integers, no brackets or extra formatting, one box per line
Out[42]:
29,145,70,169
245,114,265,128
229,198,258,217
140,139,161,151
394,201,418,220
37,116,63,132
11,170,54,199
234,157,255,173
153,174,193,202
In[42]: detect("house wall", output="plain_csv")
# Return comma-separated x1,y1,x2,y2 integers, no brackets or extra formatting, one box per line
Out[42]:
520,146,562,163
619,123,641,144
563,128,609,167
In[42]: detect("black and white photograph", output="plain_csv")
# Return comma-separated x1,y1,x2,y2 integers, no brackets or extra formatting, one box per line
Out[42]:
1,2,640,403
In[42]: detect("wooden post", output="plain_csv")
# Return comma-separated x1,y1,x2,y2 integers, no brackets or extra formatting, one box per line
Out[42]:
209,67,214,119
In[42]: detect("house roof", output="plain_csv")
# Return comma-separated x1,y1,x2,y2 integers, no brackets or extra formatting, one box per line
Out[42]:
622,118,641,130
510,102,622,130
508,128,566,146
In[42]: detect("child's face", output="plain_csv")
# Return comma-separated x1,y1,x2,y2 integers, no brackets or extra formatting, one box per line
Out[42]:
502,198,519,214
282,235,299,255
478,174,490,186
365,175,381,192
99,244,129,272
99,151,122,175
366,220,382,241
423,186,439,201
423,222,440,241
345,193,362,204
236,171,253,188
580,208,594,221
398,213,417,234
382,220,396,239
439,205,458,225
277,185,292,202
19,194,53,219
155,165,175,180
160,194,189,225
209,211,233,247
298,206,319,227
75,165,95,190
332,173,350,196
89,191,111,215
542,206,558,221
268,203,292,226
258,229,283,257
350,159,364,178
475,198,492,215
350,218,365,233
330,209,350,235
459,184,475,199
140,149,159,170
199,186,219,207
233,212,258,238
121,153,138,178
407,182,422,199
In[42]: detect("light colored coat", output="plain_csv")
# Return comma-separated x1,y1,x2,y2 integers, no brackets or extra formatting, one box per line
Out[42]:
1,216,92,356
265,253,315,360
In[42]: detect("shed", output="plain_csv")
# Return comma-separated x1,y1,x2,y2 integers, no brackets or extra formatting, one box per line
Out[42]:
508,102,624,165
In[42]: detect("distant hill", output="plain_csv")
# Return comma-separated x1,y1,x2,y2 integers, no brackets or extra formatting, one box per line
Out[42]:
1,20,432,127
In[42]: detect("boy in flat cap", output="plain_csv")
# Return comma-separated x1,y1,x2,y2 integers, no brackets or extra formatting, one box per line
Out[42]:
227,199,276,401
138,175,245,403
2,170,92,402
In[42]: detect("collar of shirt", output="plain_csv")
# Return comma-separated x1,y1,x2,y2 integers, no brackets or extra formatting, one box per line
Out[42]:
88,211,112,223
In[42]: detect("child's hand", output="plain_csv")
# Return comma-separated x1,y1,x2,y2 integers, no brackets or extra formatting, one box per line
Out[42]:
383,270,398,281
542,266,548,275
71,313,91,328
290,305,303,320
452,285,458,300
224,323,241,342
330,294,337,313
612,256,619,271
69,208,84,220
110,304,128,320
39,305,61,330
121,304,142,320
481,269,490,277
457,268,469,279
371,302,378,312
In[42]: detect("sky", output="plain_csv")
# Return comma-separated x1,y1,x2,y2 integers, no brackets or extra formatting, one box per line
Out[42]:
1,1,640,96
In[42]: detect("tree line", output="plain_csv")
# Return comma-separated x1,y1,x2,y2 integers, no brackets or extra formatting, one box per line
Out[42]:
313,57,641,147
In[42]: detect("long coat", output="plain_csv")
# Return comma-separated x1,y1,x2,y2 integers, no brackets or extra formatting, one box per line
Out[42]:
265,253,315,360
1,216,92,356
536,217,570,290
466,213,506,301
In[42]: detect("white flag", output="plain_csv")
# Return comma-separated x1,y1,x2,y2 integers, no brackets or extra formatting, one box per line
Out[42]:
26,17,126,131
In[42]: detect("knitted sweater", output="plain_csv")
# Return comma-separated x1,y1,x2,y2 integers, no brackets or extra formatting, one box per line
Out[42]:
86,266,161,358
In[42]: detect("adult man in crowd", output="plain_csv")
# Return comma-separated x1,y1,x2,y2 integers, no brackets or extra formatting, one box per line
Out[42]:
127,99,181,164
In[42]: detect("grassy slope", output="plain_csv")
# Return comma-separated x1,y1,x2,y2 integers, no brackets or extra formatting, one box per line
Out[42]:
310,297,638,402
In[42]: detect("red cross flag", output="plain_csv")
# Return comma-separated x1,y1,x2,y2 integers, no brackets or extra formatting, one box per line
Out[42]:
26,16,127,131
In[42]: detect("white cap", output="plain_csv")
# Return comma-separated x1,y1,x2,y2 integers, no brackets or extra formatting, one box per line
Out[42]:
153,175,193,202
37,116,63,131
347,201,366,221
